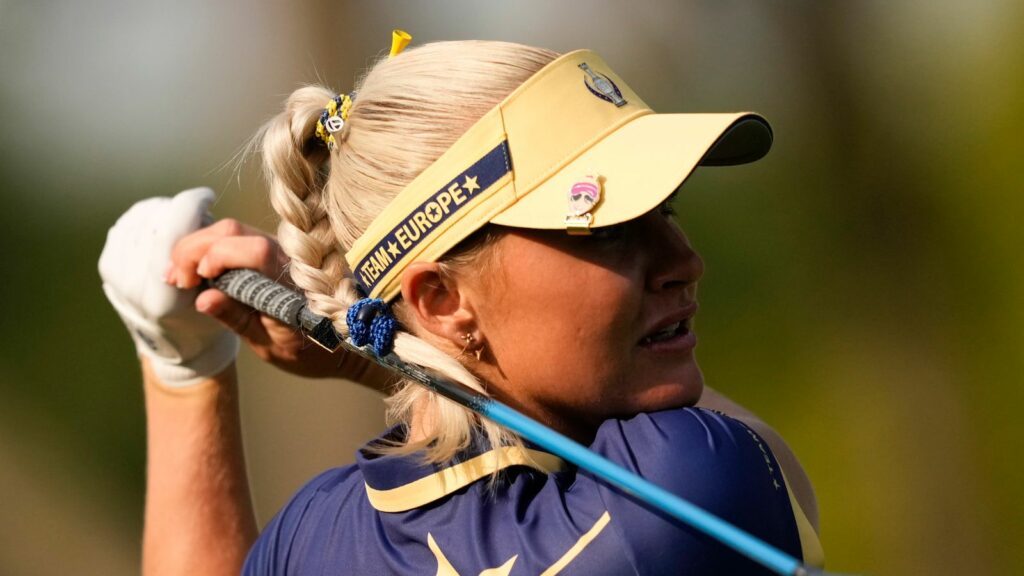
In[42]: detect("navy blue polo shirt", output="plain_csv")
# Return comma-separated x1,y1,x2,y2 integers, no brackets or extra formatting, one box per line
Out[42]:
243,407,823,575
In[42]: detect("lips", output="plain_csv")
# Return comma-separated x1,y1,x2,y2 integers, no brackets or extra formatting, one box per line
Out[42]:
640,321,686,344
638,303,698,347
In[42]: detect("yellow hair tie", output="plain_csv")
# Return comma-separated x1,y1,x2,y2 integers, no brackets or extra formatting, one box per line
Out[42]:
316,93,354,150
317,30,412,150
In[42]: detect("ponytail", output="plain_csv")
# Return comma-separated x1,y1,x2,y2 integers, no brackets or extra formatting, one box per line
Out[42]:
260,41,559,463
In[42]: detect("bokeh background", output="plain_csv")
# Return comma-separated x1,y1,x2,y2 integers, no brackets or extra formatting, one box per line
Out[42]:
2,1,1021,574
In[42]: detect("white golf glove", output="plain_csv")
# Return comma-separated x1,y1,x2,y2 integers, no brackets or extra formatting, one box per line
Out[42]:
99,188,238,387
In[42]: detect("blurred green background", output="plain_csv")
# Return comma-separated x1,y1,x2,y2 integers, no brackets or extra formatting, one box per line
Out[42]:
2,1,1021,574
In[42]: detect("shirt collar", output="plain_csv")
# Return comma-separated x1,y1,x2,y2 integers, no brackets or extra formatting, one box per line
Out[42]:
358,426,566,513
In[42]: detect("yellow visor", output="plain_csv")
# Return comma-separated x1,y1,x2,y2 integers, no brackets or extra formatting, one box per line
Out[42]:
345,49,772,301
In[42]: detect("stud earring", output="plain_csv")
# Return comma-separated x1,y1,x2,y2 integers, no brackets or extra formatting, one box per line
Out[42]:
459,332,475,354
459,332,483,361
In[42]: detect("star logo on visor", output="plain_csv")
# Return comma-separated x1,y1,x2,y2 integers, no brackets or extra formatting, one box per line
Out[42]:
425,203,443,221
462,174,480,194
462,174,481,193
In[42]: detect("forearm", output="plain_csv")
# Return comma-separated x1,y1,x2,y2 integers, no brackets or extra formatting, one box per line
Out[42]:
141,357,257,576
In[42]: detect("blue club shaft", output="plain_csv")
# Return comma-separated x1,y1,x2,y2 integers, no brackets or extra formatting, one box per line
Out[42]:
212,269,813,576
483,402,803,575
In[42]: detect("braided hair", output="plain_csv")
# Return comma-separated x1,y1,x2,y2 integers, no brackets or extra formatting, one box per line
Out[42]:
259,41,559,463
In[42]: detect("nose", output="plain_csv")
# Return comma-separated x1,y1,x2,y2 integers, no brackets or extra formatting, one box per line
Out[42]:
639,211,704,292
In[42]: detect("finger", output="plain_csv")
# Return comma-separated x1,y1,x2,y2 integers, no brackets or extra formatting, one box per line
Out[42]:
196,289,269,342
195,235,288,281
169,218,268,289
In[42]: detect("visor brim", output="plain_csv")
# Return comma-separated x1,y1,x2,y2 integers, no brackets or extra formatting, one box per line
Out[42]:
491,112,771,230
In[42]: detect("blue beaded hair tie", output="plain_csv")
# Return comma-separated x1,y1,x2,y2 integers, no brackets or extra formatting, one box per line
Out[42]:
346,298,398,356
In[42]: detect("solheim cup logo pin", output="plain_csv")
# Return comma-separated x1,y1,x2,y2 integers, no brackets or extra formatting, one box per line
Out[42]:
565,174,602,235
579,63,626,107
325,116,345,133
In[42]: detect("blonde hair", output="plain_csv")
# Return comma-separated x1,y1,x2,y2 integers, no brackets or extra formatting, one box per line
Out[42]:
260,41,559,463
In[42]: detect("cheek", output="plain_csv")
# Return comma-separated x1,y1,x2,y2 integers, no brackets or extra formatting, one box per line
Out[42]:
486,261,640,402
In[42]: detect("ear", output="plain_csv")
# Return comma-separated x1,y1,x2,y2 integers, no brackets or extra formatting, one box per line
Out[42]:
400,261,478,348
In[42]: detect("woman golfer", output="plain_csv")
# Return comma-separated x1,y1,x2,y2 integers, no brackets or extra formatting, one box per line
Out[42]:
100,35,824,575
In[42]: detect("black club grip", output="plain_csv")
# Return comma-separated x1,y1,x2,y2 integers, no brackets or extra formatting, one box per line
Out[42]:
210,269,342,351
